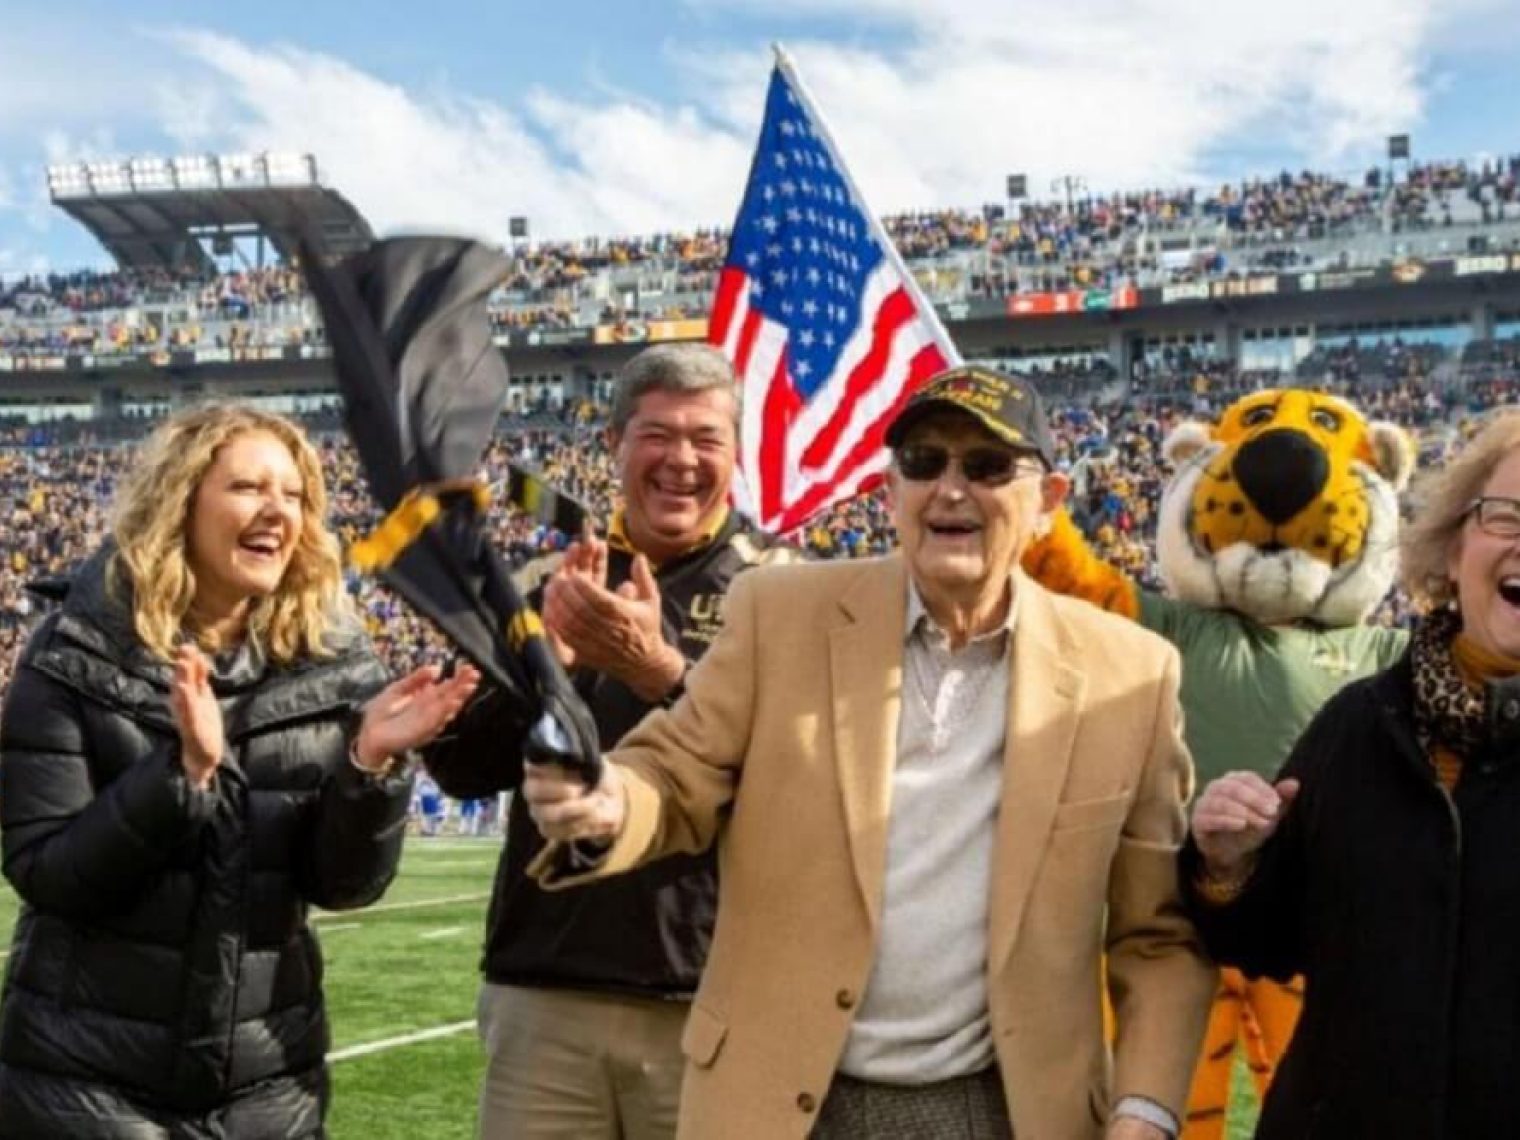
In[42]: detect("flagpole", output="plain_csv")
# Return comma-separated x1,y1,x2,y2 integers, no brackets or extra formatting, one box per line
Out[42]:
769,42,962,366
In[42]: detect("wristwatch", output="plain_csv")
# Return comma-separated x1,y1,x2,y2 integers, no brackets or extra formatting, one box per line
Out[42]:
660,660,692,708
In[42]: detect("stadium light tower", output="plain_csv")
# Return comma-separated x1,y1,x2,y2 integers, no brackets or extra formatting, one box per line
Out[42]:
42,151,373,274
1052,174,1087,214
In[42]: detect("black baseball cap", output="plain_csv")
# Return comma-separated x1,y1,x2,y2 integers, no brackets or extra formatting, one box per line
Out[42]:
884,364,1057,469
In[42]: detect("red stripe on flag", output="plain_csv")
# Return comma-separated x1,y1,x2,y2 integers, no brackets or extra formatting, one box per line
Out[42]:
708,267,746,346
733,305,765,379
757,351,800,525
797,287,916,471
775,341,947,532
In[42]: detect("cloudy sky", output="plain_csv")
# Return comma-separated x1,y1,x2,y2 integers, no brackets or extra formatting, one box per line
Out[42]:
2,0,1518,274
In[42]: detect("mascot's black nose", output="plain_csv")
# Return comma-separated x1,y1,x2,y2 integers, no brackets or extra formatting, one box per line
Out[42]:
1233,428,1329,526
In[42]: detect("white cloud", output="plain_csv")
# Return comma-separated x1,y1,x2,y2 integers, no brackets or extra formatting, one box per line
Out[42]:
158,0,1471,246
687,0,1455,194
2,0,1511,265
153,30,752,243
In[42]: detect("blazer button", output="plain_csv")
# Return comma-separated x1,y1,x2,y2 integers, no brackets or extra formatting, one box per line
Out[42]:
797,1092,818,1114
1504,698,1520,721
835,988,856,1010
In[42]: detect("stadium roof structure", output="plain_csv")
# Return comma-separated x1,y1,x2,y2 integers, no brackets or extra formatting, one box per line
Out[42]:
46,153,374,275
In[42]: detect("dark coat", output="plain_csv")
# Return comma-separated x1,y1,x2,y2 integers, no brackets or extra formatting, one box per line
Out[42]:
425,513,787,998
0,550,409,1139
1181,652,1520,1140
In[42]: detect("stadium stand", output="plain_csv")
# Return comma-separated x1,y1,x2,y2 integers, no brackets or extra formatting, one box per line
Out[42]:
6,147,1520,712
5,151,1520,360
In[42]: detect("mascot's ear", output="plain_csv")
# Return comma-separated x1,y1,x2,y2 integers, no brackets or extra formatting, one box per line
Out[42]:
1367,420,1416,492
1163,421,1213,467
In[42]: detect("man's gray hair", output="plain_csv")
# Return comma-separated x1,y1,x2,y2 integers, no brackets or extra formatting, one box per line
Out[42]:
610,343,742,434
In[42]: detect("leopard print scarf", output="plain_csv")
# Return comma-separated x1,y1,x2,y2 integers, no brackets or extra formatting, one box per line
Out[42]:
1411,605,1487,762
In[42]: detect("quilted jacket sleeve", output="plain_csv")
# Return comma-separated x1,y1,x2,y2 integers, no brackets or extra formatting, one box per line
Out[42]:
297,650,413,912
0,663,215,919
299,759,413,912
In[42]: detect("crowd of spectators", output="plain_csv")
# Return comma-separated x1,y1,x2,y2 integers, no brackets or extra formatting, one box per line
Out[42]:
7,152,1520,359
5,343,1517,699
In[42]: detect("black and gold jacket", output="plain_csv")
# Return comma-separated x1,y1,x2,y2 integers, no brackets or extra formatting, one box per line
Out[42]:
425,510,795,998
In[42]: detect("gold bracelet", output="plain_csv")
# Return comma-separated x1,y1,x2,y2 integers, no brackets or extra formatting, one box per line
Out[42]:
1193,862,1253,904
349,736,398,780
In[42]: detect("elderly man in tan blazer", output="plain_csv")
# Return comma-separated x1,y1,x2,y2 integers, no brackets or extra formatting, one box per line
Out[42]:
525,364,1215,1140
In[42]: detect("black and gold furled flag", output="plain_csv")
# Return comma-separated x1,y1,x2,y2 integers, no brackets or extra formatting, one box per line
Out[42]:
302,236,600,784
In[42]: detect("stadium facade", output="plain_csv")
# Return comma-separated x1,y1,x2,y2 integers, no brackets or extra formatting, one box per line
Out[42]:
3,259,1517,420
4,151,1520,422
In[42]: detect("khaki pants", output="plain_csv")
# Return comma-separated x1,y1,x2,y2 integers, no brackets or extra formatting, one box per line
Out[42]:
476,983,687,1140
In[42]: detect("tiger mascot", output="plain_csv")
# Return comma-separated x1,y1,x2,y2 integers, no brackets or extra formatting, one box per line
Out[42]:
1024,388,1415,1138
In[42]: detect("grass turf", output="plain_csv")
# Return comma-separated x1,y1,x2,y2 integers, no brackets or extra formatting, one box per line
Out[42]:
0,837,1262,1138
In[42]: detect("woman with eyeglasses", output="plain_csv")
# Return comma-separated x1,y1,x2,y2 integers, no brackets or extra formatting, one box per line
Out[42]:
1181,410,1520,1138
0,404,478,1138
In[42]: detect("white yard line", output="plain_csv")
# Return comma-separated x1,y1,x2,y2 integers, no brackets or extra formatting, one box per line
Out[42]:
407,859,498,872
311,892,489,920
418,925,466,941
328,1020,477,1063
318,922,363,933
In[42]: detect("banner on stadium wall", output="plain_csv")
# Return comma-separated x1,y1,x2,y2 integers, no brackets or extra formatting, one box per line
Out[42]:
1453,253,1520,277
1007,286,1137,317
10,252,1520,379
513,327,594,348
591,317,708,344
1291,267,1385,294
1209,276,1279,299
1159,282,1210,303
1145,251,1520,308
936,297,1009,323
645,317,709,342
79,354,133,370
593,320,650,345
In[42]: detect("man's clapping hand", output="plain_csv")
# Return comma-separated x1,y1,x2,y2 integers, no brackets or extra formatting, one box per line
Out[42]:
542,536,685,702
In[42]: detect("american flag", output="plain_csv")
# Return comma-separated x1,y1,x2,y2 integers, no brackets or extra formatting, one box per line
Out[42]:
709,51,960,535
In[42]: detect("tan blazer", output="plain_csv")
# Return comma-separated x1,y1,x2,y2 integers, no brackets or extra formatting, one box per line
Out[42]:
536,555,1214,1139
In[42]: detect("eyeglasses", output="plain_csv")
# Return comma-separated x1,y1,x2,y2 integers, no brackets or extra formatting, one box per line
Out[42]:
1466,497,1520,539
895,443,1042,486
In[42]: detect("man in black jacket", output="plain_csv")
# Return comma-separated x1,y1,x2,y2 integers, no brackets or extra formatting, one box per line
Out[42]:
426,343,792,1139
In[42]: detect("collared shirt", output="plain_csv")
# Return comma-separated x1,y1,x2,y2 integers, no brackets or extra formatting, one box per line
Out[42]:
839,573,1179,1135
606,506,730,567
839,577,1014,1084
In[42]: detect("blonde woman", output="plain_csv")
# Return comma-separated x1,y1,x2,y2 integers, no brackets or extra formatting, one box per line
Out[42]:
0,404,477,1137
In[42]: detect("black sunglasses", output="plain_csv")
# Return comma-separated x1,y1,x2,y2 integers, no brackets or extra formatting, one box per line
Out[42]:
895,443,1042,486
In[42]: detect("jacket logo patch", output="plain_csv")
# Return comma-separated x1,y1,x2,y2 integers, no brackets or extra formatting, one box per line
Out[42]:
685,594,728,644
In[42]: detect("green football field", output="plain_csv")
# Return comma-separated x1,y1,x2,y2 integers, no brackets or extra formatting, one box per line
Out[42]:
0,837,497,1139
0,837,1258,1138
